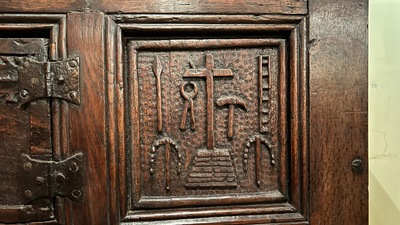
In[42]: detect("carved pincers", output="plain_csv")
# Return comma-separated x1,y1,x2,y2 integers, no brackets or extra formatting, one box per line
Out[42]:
180,81,198,130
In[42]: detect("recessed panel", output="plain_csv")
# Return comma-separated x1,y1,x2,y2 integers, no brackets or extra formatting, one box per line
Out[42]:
0,38,53,222
128,39,288,208
0,15,67,224
110,15,308,224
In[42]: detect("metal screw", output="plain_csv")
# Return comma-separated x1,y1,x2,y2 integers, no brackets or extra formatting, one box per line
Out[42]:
23,162,32,171
68,60,78,68
20,89,29,99
69,162,79,172
36,176,45,185
55,173,65,184
31,78,39,85
71,189,81,198
57,75,66,84
24,190,33,198
68,91,78,100
351,158,364,174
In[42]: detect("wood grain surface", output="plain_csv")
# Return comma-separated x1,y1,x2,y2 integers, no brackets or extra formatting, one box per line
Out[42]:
0,0,86,13
309,0,368,224
67,12,108,225
0,0,306,14
0,0,368,224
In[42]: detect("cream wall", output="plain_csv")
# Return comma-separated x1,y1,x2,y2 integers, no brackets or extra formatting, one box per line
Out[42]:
369,0,400,224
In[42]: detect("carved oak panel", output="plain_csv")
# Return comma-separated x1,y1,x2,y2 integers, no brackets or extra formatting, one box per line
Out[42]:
107,14,308,224
135,47,280,199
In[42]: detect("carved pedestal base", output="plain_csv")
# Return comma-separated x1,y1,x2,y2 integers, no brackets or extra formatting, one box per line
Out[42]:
185,148,237,188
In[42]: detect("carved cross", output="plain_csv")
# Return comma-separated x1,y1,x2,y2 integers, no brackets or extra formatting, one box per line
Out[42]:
183,54,233,150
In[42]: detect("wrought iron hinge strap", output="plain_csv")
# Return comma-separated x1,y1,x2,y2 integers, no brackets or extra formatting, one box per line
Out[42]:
21,153,84,204
18,55,80,105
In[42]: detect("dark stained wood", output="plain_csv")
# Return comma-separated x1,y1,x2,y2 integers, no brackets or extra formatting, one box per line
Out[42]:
106,16,308,224
93,0,307,15
66,12,108,225
0,98,30,204
0,39,48,59
0,0,306,14
123,213,309,225
0,0,86,13
0,1,367,225
309,0,368,224
0,37,54,223
30,100,52,156
105,16,123,223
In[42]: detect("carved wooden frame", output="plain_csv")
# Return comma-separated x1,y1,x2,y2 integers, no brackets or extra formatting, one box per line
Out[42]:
0,14,73,224
106,14,309,224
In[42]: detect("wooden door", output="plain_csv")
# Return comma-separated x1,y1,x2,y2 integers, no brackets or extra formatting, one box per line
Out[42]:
0,0,368,224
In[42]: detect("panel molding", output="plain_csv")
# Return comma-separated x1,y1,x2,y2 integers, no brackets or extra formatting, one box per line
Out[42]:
127,38,288,209
106,14,309,224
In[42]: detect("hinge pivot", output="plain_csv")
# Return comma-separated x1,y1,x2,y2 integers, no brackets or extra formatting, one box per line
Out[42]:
21,153,84,204
17,55,80,105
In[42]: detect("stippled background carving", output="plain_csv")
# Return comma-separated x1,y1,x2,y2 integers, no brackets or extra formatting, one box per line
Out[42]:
135,47,280,198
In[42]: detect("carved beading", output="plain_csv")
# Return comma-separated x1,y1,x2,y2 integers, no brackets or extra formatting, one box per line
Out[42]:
150,136,182,191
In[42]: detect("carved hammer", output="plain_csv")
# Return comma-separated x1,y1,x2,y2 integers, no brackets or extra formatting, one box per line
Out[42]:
216,96,247,138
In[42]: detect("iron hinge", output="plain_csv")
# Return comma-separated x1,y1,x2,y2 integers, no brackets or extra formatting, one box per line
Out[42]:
17,55,80,105
21,153,84,204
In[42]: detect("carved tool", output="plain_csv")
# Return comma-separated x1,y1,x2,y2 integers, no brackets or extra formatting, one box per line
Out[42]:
183,54,233,149
180,81,198,130
183,55,239,189
243,135,276,187
150,137,182,192
216,95,247,138
258,55,270,133
152,56,163,133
